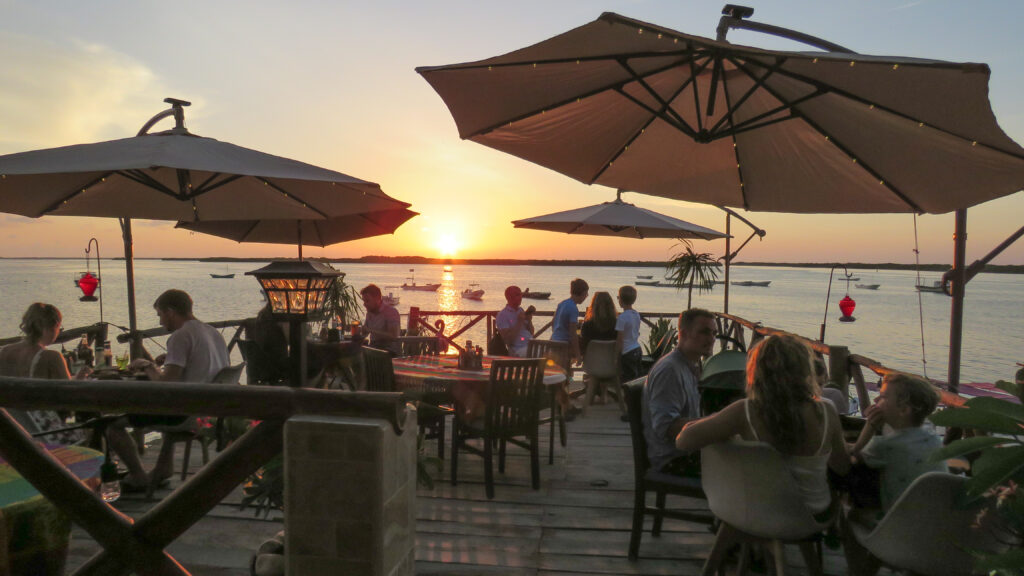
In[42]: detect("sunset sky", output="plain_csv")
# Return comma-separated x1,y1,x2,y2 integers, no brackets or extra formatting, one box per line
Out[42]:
2,0,1023,264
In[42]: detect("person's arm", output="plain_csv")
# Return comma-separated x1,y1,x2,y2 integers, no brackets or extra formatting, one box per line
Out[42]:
848,403,884,457
826,401,852,475
568,319,581,362
647,366,697,445
675,400,745,451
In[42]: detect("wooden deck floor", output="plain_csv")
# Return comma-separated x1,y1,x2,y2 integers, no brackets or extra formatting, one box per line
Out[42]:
67,403,859,575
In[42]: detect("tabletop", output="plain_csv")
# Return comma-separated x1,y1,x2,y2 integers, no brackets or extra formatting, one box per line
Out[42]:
392,355,566,393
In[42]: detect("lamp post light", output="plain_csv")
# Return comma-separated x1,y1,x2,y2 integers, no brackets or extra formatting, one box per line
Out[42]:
820,264,856,342
245,260,340,387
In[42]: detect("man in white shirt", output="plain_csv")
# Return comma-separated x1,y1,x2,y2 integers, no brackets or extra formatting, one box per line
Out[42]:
497,286,533,357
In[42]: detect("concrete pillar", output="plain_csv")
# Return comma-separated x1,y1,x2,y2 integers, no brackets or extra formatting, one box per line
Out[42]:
284,409,417,576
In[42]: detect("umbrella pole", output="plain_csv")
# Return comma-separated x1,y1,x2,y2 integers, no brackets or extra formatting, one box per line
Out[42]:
120,217,142,360
723,213,731,314
946,209,968,394
297,221,303,261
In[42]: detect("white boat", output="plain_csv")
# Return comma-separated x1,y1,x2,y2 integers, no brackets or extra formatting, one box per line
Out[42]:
401,270,440,292
384,292,400,306
855,284,881,290
916,280,947,294
636,275,653,279
461,284,484,300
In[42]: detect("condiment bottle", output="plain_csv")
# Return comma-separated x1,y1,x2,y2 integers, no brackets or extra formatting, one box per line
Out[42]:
103,341,113,367
99,458,121,502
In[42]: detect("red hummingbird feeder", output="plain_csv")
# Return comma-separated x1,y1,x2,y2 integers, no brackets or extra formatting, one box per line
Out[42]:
78,272,99,301
838,294,856,322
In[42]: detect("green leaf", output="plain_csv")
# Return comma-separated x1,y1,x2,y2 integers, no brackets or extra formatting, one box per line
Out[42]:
975,548,1024,574
930,436,1010,463
930,408,1023,436
965,445,1024,500
964,396,1024,425
994,380,1024,402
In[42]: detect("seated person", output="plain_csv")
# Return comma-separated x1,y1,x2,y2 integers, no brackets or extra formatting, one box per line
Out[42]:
360,284,401,356
642,308,718,477
497,286,533,357
0,303,91,445
676,334,851,518
814,355,850,414
580,291,617,404
241,303,290,384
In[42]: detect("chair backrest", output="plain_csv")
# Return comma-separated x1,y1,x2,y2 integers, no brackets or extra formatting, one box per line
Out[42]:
485,358,546,436
526,339,570,376
582,339,618,379
213,363,247,385
860,472,1006,576
623,378,652,475
236,339,289,385
701,440,829,540
395,336,441,357
361,347,396,392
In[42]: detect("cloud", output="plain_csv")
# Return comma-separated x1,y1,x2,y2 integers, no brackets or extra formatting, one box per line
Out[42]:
0,33,170,152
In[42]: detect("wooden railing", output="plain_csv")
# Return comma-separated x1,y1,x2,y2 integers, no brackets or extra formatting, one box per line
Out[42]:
0,378,409,576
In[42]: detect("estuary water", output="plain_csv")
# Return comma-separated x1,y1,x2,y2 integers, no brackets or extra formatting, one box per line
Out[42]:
0,259,1020,385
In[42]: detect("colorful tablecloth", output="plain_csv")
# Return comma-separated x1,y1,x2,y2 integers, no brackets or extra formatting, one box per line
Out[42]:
0,444,104,576
392,355,566,392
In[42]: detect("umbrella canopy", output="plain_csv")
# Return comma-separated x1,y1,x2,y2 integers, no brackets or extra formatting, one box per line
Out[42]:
418,12,1024,214
512,191,726,240
175,207,418,256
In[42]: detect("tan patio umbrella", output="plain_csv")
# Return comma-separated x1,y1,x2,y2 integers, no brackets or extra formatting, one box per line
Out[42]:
417,10,1024,391
0,98,409,351
175,207,419,258
512,190,726,240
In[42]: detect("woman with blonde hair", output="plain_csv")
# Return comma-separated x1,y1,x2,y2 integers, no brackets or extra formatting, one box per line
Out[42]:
0,303,90,380
579,291,618,404
676,334,850,515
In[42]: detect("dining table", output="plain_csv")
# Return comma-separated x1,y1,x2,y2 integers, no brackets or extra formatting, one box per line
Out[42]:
0,443,104,575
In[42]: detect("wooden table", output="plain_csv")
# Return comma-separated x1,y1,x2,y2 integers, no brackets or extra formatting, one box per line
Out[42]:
0,444,104,575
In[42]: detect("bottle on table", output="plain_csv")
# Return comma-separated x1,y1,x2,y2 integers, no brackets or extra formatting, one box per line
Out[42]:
103,341,113,367
99,458,121,502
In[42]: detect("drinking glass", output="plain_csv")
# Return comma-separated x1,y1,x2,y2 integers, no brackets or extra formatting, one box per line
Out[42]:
115,351,130,371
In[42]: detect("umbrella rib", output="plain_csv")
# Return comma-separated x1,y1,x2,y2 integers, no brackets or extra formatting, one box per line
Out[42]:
687,49,706,135
616,59,702,136
733,56,1024,162
468,52,702,139
239,220,261,242
38,171,117,215
721,60,750,210
119,169,182,199
192,173,244,196
727,56,923,212
706,58,788,135
257,178,329,218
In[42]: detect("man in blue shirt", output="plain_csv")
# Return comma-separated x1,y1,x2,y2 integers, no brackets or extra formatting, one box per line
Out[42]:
551,278,589,363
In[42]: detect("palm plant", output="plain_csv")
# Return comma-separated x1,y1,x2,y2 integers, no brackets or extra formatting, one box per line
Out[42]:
314,272,363,334
665,240,722,309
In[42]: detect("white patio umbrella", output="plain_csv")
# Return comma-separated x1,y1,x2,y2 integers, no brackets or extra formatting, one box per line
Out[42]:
512,190,726,240
176,207,419,258
0,98,409,350
417,11,1024,391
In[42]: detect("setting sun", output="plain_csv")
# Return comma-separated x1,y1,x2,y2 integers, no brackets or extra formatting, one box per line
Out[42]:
437,233,459,257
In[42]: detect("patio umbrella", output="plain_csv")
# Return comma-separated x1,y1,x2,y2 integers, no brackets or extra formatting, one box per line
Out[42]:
417,12,1024,391
512,190,726,240
175,207,419,258
0,98,409,350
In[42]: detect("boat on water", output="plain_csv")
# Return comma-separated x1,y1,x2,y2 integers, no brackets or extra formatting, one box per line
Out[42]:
521,288,551,300
731,280,771,287
916,280,947,294
401,270,440,292
384,292,400,307
210,273,235,279
847,277,861,281
636,275,653,279
855,284,880,290
635,280,660,286
461,284,485,300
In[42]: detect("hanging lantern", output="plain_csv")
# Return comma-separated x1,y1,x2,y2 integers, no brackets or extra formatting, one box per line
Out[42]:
78,272,99,302
838,294,856,322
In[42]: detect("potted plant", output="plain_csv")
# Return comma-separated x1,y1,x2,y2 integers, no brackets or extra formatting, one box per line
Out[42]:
664,240,721,309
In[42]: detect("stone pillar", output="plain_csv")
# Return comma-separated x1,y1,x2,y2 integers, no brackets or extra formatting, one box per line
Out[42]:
284,409,416,576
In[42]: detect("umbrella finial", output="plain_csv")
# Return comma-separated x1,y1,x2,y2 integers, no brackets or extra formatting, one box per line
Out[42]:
138,98,192,136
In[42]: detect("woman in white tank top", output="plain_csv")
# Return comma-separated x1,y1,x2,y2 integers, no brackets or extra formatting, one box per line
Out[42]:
676,334,850,514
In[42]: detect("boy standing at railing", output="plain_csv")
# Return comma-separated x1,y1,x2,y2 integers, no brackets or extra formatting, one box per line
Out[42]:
616,286,642,383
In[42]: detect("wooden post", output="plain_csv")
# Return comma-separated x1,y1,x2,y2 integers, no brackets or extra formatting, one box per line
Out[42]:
724,212,731,314
947,209,967,394
827,345,850,398
408,306,419,336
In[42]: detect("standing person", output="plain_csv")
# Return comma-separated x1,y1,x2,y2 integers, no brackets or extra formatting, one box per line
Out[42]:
641,308,717,477
497,286,533,357
551,278,589,363
615,285,643,382
360,284,401,356
124,289,230,489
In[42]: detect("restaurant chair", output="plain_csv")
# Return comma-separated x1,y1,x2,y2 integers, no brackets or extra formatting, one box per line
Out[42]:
581,339,623,416
848,472,1006,576
236,339,289,386
525,339,569,464
362,346,451,457
450,357,546,499
166,362,246,481
623,380,711,561
395,335,442,357
699,440,836,576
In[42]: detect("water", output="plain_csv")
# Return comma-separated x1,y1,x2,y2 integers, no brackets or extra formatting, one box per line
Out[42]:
0,259,1020,385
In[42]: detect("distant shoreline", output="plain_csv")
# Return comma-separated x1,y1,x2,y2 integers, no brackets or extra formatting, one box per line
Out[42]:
2,255,1022,274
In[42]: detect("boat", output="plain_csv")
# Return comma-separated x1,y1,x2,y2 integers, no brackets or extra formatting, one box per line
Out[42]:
383,292,400,307
855,284,880,290
210,273,235,279
401,270,441,291
916,280,947,294
635,280,660,286
636,275,653,279
731,280,771,287
847,277,861,281
521,288,551,300
461,284,485,300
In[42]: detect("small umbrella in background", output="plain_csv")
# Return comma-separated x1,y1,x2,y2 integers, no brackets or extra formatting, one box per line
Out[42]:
176,207,419,259
512,190,727,240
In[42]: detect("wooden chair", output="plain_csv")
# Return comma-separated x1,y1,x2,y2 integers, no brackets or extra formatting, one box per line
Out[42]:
361,346,452,458
170,363,247,480
525,339,569,464
581,339,623,416
623,380,711,561
450,358,546,499
395,336,442,357
700,440,836,576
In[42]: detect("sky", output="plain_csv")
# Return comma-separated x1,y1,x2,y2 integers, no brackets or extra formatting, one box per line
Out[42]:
2,0,1023,264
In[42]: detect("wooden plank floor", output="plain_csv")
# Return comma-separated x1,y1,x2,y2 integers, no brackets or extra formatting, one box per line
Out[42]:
67,402,861,575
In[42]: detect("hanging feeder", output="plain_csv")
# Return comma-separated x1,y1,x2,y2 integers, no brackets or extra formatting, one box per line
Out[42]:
838,294,856,322
78,272,99,301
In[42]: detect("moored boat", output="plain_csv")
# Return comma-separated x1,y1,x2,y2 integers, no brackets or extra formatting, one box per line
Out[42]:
402,270,440,291
635,280,660,286
636,275,653,279
384,292,400,306
731,280,771,287
210,273,235,279
916,280,947,294
855,283,880,290
462,284,484,300
521,288,551,300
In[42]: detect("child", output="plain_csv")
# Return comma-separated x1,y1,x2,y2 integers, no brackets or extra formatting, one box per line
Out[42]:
615,286,643,383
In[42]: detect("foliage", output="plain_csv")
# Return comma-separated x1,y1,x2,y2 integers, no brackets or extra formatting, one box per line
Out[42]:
664,240,721,309
314,272,363,334
643,318,677,363
929,375,1024,574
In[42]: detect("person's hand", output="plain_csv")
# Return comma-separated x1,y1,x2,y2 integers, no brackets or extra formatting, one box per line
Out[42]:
73,365,93,380
864,403,885,431
153,353,167,367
